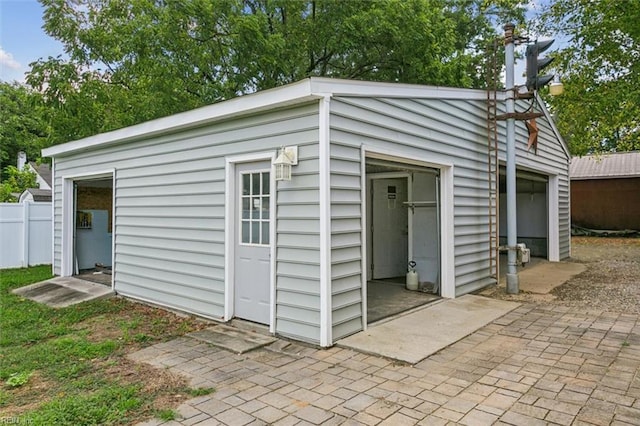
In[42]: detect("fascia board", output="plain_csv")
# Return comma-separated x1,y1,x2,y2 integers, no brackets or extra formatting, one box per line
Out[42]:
571,174,640,180
535,92,570,159
309,77,489,100
42,79,319,157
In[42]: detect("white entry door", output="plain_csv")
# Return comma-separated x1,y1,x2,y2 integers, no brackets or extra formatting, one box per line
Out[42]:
372,178,409,279
235,162,271,324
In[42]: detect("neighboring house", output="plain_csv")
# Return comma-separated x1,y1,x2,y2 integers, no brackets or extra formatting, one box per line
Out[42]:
42,78,570,347
17,154,53,203
29,161,53,191
570,151,640,231
19,188,52,203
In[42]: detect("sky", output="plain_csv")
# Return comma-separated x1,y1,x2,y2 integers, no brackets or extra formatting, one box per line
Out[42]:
0,0,65,83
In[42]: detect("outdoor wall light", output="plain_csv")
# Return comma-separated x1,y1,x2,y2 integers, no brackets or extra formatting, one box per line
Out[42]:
549,75,564,96
274,146,298,181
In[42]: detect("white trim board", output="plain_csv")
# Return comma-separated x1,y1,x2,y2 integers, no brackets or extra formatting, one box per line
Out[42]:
360,147,456,331
548,175,560,262
224,152,277,334
318,95,332,347
60,170,115,278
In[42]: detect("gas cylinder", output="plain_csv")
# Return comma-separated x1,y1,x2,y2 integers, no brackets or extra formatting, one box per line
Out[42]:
406,261,419,291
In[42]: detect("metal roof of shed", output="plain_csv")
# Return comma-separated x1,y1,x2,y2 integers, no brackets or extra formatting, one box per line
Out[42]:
570,151,640,180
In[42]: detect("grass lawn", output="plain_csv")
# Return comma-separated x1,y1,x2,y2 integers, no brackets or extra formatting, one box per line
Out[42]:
0,265,213,425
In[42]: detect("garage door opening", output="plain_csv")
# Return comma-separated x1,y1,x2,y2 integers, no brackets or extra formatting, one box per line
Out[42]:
71,176,114,287
499,169,549,274
366,159,441,323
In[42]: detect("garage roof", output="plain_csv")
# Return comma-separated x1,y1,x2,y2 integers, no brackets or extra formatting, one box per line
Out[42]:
42,77,566,158
570,151,640,180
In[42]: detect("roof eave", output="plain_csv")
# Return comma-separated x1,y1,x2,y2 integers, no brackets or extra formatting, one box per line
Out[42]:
42,77,509,158
42,79,320,158
535,92,570,159
571,174,640,180
309,77,490,100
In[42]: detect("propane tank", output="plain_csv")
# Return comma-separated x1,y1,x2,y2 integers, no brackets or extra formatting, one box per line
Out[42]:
406,261,419,291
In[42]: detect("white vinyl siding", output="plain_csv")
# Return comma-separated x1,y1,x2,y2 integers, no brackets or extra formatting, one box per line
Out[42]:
275,143,322,344
329,97,494,300
328,96,569,308
493,99,571,260
52,104,321,331
52,172,62,275
329,143,363,340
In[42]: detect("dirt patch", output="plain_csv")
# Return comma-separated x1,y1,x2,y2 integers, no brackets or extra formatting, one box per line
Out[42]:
482,237,640,313
74,297,210,352
100,356,193,420
0,372,55,418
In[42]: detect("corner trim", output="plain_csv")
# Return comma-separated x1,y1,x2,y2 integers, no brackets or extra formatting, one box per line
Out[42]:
319,95,332,347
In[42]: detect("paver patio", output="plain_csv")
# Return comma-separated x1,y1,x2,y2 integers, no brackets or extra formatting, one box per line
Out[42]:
133,303,640,425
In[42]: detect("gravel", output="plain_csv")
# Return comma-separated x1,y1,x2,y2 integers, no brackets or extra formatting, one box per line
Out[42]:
481,237,640,313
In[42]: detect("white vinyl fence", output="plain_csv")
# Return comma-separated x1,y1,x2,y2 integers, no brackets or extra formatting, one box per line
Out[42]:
0,202,52,268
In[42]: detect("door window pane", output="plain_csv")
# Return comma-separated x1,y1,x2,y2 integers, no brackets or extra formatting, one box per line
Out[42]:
251,221,260,244
262,197,270,219
251,197,260,219
242,222,250,243
242,198,250,219
252,172,260,195
242,174,251,195
240,170,270,245
262,221,269,244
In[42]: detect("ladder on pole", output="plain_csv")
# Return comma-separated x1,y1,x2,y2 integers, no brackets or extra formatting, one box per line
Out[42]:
486,39,500,283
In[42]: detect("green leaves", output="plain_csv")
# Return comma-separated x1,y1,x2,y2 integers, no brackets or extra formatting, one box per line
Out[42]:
0,82,50,180
535,0,640,155
0,166,37,202
22,0,525,147
5,371,33,388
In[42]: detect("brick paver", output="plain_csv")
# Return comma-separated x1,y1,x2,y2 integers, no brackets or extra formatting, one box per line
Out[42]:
133,304,640,425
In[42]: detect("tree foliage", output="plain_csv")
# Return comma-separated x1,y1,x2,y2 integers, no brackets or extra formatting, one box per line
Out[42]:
535,0,640,155
27,0,525,145
0,82,50,181
0,166,37,202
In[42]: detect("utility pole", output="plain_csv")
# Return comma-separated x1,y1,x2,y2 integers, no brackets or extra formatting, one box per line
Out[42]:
495,24,561,293
504,23,519,294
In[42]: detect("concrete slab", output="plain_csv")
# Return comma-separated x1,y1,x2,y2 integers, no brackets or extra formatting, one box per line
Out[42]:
367,280,439,323
517,261,587,294
188,325,277,354
338,295,519,364
12,276,113,308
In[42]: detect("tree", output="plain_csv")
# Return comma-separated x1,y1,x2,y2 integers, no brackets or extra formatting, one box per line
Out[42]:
534,0,640,155
0,166,37,202
28,0,525,145
0,82,50,181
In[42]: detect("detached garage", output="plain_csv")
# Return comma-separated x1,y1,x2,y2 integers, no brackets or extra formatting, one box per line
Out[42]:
43,78,570,347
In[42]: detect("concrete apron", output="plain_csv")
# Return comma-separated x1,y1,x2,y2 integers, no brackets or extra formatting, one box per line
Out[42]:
12,276,114,308
510,261,587,294
339,260,587,364
338,295,519,364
